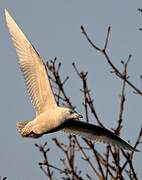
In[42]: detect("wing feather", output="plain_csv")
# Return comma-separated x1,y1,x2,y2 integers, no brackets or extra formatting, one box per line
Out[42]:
63,120,139,152
5,9,57,114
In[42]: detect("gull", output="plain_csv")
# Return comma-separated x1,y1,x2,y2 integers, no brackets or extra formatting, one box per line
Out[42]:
5,9,139,152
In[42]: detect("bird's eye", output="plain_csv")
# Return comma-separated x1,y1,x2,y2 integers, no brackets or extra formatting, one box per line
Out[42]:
69,110,74,114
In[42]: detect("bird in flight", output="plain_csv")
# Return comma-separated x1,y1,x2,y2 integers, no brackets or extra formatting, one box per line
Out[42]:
5,9,139,152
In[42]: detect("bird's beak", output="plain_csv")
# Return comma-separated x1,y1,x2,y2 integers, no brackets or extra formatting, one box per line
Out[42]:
75,113,83,119
79,114,83,118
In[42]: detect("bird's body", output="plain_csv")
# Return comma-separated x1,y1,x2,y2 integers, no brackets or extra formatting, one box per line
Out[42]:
18,107,80,138
5,9,139,152
18,108,62,138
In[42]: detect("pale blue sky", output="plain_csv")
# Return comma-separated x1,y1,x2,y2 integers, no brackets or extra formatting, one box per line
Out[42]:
0,1,142,179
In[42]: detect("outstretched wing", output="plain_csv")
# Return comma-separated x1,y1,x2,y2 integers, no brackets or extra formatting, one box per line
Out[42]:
5,9,57,114
62,120,139,152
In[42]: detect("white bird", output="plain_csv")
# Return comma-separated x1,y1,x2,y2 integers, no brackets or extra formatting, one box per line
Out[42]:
5,9,139,152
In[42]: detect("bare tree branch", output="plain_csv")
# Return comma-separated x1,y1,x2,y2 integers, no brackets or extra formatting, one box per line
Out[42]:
35,24,141,179
81,26,142,96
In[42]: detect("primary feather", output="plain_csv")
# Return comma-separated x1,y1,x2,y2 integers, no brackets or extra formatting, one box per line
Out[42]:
62,120,139,152
5,9,57,115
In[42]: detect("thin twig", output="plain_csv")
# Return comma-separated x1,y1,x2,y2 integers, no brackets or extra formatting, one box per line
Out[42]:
35,143,53,179
81,25,142,96
72,62,103,126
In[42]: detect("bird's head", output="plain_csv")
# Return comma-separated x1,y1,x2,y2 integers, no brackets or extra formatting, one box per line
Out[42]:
61,107,83,120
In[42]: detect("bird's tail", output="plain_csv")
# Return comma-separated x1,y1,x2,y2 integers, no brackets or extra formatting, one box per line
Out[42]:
16,121,30,135
16,121,42,138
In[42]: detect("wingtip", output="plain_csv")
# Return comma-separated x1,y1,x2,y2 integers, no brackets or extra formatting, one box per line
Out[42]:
4,8,8,14
4,9,9,18
5,9,16,26
133,148,141,153
123,144,141,152
5,9,12,24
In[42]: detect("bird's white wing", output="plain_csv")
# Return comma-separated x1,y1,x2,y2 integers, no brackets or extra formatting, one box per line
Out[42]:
5,9,57,114
62,120,139,151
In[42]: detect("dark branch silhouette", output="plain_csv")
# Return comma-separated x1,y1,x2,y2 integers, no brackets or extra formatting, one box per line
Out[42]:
36,54,141,179
35,22,141,180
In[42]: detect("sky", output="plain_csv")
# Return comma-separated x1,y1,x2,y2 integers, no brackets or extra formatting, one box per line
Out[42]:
0,0,142,179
